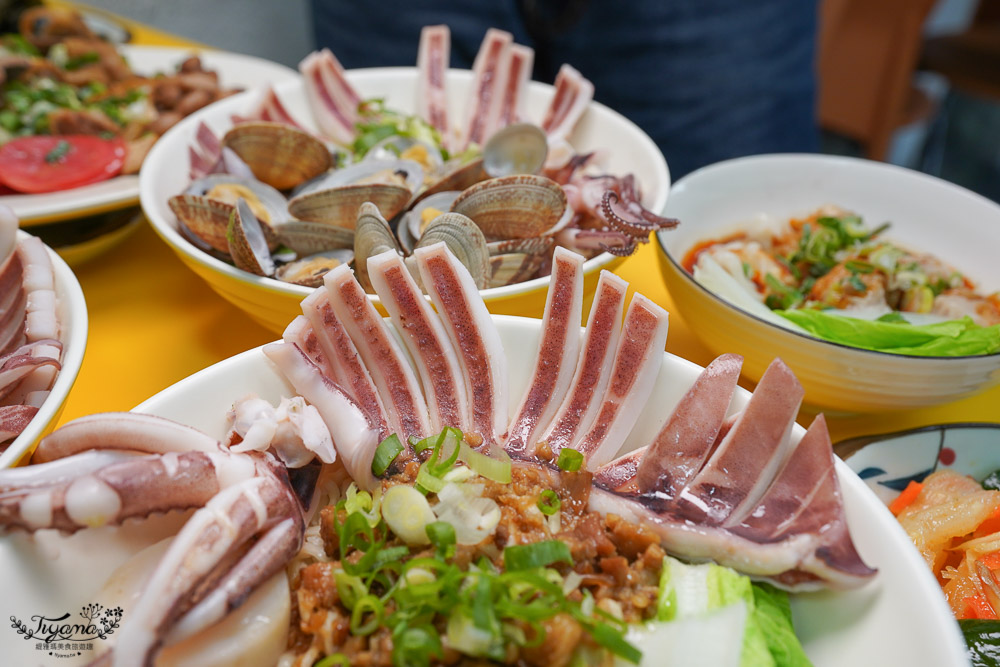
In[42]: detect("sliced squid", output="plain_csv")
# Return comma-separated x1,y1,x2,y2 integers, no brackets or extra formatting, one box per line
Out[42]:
505,247,583,454
323,263,430,441
541,64,595,142
496,43,535,128
368,249,470,433
413,242,508,444
534,270,628,456
416,24,451,143
298,290,392,439
574,293,669,469
459,28,513,150
298,48,361,144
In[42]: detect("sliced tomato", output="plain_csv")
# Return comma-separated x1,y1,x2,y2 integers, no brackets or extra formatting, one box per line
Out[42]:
0,135,126,194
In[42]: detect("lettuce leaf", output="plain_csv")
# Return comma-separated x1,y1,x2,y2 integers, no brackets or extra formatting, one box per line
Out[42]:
775,310,1000,356
753,584,813,667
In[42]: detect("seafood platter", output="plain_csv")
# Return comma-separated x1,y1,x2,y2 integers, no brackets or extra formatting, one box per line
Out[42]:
140,26,671,332
0,244,969,666
656,153,1000,413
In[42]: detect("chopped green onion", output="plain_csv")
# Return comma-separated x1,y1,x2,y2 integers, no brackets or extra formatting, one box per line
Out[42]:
334,571,367,610
588,620,643,663
426,521,456,559
44,140,71,164
557,448,583,472
350,594,383,635
845,259,875,274
372,433,404,476
537,490,561,515
459,441,512,483
313,654,350,667
415,461,446,494
393,624,442,667
503,540,572,571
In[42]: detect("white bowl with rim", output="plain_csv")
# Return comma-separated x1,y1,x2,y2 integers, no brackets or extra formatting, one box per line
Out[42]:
139,67,670,333
0,313,968,665
656,153,1000,413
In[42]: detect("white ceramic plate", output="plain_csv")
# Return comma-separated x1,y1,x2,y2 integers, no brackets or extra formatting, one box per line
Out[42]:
1,45,298,226
139,67,671,308
0,316,968,665
0,232,88,468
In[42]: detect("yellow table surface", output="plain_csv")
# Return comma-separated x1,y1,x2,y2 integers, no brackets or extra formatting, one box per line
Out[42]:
51,7,1000,445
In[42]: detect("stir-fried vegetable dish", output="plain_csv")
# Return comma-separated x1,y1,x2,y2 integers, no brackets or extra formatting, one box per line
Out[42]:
684,206,1000,356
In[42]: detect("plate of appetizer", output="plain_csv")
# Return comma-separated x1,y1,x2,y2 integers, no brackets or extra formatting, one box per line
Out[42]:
0,7,298,225
140,26,672,331
656,153,1000,413
840,423,1000,665
0,245,967,665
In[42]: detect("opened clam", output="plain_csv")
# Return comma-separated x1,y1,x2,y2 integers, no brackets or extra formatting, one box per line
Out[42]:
450,174,569,240
289,160,423,229
275,250,354,287
228,198,276,277
222,121,332,191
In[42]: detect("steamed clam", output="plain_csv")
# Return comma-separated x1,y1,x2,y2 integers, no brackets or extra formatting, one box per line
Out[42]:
222,121,332,191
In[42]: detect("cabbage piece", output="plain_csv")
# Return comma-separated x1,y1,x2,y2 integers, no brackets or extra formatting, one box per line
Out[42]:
692,255,807,334
776,310,1000,356
649,556,811,667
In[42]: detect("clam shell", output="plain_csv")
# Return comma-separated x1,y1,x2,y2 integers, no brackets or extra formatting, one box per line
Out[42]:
273,220,354,256
276,250,354,287
185,174,290,227
415,213,490,289
223,121,332,191
487,236,554,257
354,202,403,293
412,158,488,207
399,190,462,253
288,184,412,229
294,159,424,198
450,174,567,240
488,252,544,288
168,194,233,255
227,199,276,277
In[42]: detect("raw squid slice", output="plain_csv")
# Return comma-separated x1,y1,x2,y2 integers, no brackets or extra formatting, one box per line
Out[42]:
541,64,595,142
535,270,628,456
416,24,451,141
730,415,877,589
323,264,430,441
574,294,668,469
505,247,583,454
298,291,392,439
496,44,535,128
593,446,645,491
634,354,742,497
262,342,377,488
0,404,37,442
368,250,470,433
298,48,361,144
282,315,337,381
675,359,805,526
413,242,507,444
459,28,513,150
253,86,306,129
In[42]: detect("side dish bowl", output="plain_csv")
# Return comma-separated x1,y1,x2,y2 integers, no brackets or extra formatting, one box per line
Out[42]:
0,315,968,665
139,68,670,333
656,153,1000,413
0,232,88,468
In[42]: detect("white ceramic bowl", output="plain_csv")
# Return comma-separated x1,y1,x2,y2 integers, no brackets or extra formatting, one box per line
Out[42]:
656,153,1000,413
0,316,968,665
139,68,670,332
0,232,88,468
